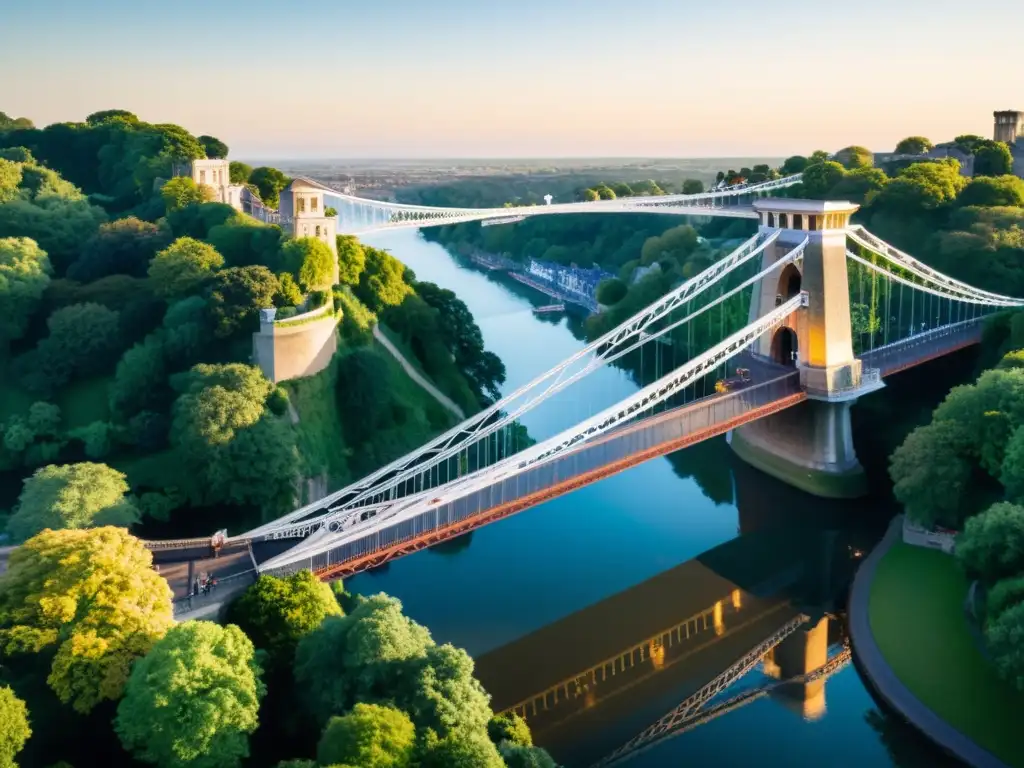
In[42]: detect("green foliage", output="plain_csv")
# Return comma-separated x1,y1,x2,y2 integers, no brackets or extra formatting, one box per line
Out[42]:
206,215,285,270
324,206,338,217
801,161,846,197
294,594,433,723
0,686,30,768
0,112,33,132
356,246,412,312
0,193,106,275
67,216,171,281
998,350,1024,371
207,265,280,338
499,743,558,768
640,224,699,267
0,236,51,349
229,161,252,184
6,461,139,542
874,158,966,215
488,713,532,747
161,176,214,212
69,420,113,459
596,277,627,305
166,202,237,240
830,167,888,204
975,141,1014,177
985,601,1024,692
0,527,173,713
0,146,33,163
226,571,342,666
958,175,1024,208
109,334,168,419
198,135,228,159
895,136,934,155
267,386,290,416
396,643,492,736
418,729,504,768
955,502,1024,584
115,621,264,768
889,419,973,528
834,145,873,169
281,236,335,291
20,302,123,394
0,158,22,203
335,289,376,345
336,234,366,286
580,188,599,202
148,236,224,299
249,167,290,208
316,704,415,768
988,575,1024,621
275,271,303,306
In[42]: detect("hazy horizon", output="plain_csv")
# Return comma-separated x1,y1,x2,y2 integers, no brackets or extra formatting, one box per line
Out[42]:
3,0,1023,159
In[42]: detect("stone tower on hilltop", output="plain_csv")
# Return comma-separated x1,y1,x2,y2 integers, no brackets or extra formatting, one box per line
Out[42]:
994,110,1024,145
277,178,340,285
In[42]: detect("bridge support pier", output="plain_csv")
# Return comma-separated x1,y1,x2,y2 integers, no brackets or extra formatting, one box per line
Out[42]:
727,399,866,498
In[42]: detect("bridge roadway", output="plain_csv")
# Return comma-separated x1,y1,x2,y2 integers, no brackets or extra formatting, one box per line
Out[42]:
472,528,832,766
153,316,985,616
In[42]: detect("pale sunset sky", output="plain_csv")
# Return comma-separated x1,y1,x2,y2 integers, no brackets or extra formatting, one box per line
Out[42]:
2,0,1023,159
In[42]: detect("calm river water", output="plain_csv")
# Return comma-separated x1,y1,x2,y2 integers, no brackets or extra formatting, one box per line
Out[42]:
352,229,958,768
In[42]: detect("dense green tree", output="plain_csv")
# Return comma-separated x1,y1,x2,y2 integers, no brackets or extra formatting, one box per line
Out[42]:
955,502,1024,583
830,167,888,204
681,179,704,194
160,176,215,212
207,265,280,338
171,380,265,454
809,150,830,164
176,361,273,402
889,419,973,528
115,621,264,768
86,109,139,125
109,334,168,418
0,236,50,349
596,277,627,306
226,571,342,666
70,420,113,459
281,237,335,291
610,182,633,197
275,271,303,306
871,158,966,215
974,141,1014,177
249,167,290,208
0,686,30,768
987,575,1024,621
0,112,33,132
985,601,1024,692
957,175,1024,208
895,136,934,155
0,146,33,163
998,350,1024,371
0,157,21,202
316,704,416,768
336,234,366,285
488,713,532,747
356,246,412,312
206,215,285,270
294,594,433,722
229,161,253,184
6,462,139,542
148,236,224,299
418,730,504,768
640,224,699,266
334,348,399,443
594,184,616,200
834,146,873,170
499,743,558,768
580,188,599,202
166,201,236,240
396,643,492,736
198,135,228,159
801,161,846,197
336,289,376,345
67,216,171,281
0,527,173,713
21,302,123,393
0,195,106,274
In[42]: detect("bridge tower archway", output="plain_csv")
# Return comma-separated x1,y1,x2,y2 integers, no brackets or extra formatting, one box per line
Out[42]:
770,327,799,367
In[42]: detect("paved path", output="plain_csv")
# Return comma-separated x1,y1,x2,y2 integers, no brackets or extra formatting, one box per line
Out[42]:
849,516,1011,768
373,324,465,419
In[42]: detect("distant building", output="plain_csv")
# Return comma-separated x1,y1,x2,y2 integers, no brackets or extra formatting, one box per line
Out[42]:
994,110,1024,145
278,177,339,284
175,158,247,209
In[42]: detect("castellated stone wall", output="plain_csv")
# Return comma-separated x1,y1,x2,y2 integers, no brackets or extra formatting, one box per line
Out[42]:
252,312,338,384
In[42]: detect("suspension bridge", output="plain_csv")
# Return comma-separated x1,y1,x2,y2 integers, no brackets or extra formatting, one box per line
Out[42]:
149,183,1024,615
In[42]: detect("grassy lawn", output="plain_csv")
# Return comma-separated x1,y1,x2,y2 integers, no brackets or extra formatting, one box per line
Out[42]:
869,542,1024,767
284,356,352,495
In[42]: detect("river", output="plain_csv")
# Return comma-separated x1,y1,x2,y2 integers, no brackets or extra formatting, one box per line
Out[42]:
352,229,961,768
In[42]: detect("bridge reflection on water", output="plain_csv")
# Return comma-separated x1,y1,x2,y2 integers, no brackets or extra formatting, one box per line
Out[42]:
473,498,864,767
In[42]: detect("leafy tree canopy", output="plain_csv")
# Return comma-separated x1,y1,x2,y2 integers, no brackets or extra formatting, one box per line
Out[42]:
0,686,30,768
356,246,411,312
207,265,280,338
681,179,704,194
488,713,532,747
0,527,173,713
249,167,290,209
895,136,934,155
336,234,366,286
801,161,846,198
974,140,1014,177
955,501,1024,584
418,729,504,768
229,161,252,184
985,601,1024,692
161,176,215,213
889,418,973,528
316,703,416,768
834,145,873,170
0,236,50,349
115,621,264,768
198,135,229,159
6,461,139,543
958,175,1024,209
281,236,335,291
67,216,171,281
226,571,342,666
0,112,33,132
148,236,224,299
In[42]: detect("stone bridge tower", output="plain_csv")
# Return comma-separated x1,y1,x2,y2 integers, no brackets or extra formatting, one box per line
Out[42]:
728,199,883,498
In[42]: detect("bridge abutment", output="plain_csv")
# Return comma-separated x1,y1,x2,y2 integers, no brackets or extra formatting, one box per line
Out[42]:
730,199,882,498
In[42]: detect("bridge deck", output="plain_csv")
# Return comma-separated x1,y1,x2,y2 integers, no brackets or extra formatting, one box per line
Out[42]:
261,373,806,580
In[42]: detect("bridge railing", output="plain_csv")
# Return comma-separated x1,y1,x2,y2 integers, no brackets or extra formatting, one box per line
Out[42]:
259,372,803,578
171,568,257,618
860,318,984,376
